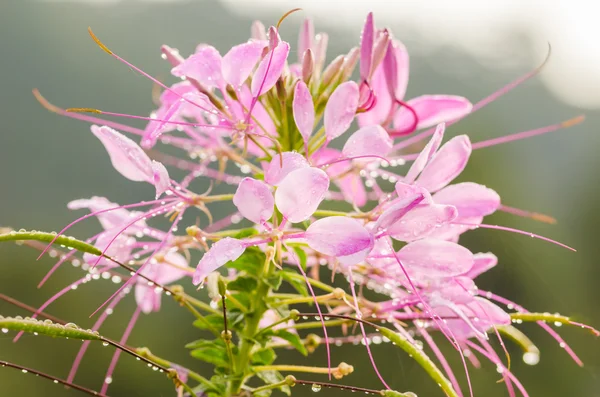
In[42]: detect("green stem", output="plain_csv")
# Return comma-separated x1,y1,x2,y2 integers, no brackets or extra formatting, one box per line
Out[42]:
290,319,350,330
253,365,331,375
252,375,296,395
136,347,218,391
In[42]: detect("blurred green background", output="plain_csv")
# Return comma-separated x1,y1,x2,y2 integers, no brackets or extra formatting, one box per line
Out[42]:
1,1,599,396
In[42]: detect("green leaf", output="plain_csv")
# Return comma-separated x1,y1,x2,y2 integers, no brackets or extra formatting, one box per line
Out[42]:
265,274,283,290
229,228,260,239
254,390,272,397
227,276,258,293
251,348,277,365
0,229,102,256
256,370,291,396
273,330,308,356
378,327,459,397
190,346,230,368
185,339,225,350
193,314,224,331
290,245,307,271
0,317,101,340
281,269,308,296
228,247,266,274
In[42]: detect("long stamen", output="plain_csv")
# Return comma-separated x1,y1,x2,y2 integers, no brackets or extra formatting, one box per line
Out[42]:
284,243,332,379
393,44,553,151
100,307,142,394
87,28,214,115
38,233,100,288
499,205,557,224
346,271,391,390
65,108,235,130
67,292,128,383
483,291,584,366
471,116,584,150
13,267,111,342
387,99,419,137
385,239,475,397
89,210,185,318
37,198,174,259
33,89,145,136
453,222,576,251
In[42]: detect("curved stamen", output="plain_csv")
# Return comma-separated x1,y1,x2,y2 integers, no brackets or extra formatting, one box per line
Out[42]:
453,222,576,251
388,99,419,137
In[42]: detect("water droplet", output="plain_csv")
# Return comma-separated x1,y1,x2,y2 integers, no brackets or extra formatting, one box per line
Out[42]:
1,328,8,334
102,342,109,347
105,376,113,384
311,384,322,392
22,369,28,374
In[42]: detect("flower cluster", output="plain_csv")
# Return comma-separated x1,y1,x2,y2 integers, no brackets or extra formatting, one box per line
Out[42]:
3,10,597,397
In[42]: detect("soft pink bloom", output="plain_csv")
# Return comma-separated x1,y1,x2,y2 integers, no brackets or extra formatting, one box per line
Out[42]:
305,216,374,265
193,238,245,285
324,81,360,141
135,252,189,313
91,125,171,198
274,167,330,223
233,178,274,224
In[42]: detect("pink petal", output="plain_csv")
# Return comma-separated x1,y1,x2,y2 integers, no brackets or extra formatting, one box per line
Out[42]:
135,283,158,314
394,182,432,203
342,125,392,159
298,18,314,62
233,178,274,224
141,99,184,149
324,81,360,140
416,135,472,192
292,81,315,142
265,152,310,186
336,172,368,207
67,197,143,231
383,40,409,100
426,215,483,242
403,123,445,184
464,252,498,279
151,161,171,198
359,12,374,81
92,125,171,195
193,238,245,285
275,167,329,223
251,41,290,97
251,21,267,41
305,216,373,265
387,203,458,242
356,65,392,127
429,276,477,304
314,33,329,69
222,41,265,87
156,252,190,285
373,194,425,232
397,238,474,278
171,45,223,88
433,182,500,218
394,95,473,132
469,298,511,326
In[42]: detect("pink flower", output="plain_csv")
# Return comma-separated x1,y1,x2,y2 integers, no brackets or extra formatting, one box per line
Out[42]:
91,125,171,198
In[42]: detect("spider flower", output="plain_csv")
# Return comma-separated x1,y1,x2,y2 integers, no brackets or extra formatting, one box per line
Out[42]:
19,10,594,397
